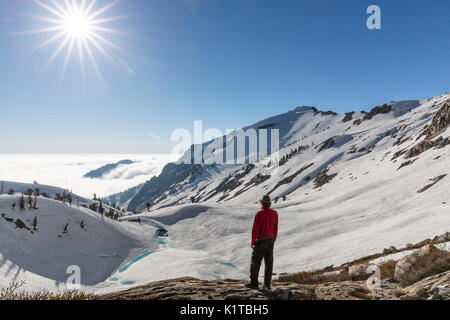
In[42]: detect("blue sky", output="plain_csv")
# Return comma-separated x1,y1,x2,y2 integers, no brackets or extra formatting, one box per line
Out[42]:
0,0,449,153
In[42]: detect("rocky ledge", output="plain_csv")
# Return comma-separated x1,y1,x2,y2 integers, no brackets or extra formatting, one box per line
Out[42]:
101,271,449,301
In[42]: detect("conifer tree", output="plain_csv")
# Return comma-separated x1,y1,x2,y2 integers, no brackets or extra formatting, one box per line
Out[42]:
27,195,33,209
32,217,38,231
33,195,38,209
19,194,25,210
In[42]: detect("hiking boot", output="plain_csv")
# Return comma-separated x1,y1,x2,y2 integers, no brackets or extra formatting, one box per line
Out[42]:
263,285,271,291
245,283,259,290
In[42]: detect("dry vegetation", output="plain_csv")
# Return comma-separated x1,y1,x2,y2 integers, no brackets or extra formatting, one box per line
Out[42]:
277,268,362,285
0,281,98,301
379,260,397,279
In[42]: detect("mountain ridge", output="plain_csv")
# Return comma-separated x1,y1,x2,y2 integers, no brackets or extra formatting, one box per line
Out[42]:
125,93,448,212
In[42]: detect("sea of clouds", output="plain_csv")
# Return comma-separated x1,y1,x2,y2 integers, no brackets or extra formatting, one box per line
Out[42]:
0,154,175,198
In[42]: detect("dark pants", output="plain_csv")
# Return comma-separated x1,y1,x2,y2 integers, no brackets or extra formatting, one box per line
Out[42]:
250,237,275,287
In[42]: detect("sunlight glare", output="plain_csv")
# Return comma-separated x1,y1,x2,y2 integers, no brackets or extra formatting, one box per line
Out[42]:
64,11,91,37
25,0,127,83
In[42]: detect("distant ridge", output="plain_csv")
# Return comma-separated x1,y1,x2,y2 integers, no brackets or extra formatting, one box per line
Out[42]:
83,160,135,179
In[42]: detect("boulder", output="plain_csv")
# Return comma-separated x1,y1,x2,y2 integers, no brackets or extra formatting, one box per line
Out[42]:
394,245,450,286
348,264,370,279
399,271,450,300
433,232,449,243
383,246,398,254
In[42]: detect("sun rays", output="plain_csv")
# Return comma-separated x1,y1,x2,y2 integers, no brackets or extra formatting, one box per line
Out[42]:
24,0,128,83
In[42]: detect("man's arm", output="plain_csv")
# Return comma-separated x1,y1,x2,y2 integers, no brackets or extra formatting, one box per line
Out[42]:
251,214,260,247
274,211,278,242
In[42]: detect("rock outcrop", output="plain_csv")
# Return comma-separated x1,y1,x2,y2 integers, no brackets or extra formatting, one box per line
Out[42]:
397,271,450,300
394,245,450,286
421,99,450,139
313,167,337,189
101,278,316,300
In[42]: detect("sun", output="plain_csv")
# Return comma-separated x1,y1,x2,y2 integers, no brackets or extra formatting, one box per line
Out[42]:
24,0,128,83
64,11,91,37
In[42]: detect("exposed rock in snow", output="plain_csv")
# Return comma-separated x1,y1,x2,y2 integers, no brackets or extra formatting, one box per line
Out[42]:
421,99,450,139
313,167,337,189
417,175,447,193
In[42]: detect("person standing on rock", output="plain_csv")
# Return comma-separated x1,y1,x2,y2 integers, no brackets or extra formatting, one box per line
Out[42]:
247,195,278,290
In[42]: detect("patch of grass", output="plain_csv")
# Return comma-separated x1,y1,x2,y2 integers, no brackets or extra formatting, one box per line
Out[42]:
278,269,351,285
392,289,405,298
0,281,98,301
379,260,397,279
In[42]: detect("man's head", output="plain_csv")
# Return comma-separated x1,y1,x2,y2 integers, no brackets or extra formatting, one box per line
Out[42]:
259,195,272,208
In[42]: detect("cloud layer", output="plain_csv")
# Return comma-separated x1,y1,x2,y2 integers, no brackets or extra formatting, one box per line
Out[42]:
0,154,174,198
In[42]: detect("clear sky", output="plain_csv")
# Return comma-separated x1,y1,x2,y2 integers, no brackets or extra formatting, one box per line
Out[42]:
0,0,449,153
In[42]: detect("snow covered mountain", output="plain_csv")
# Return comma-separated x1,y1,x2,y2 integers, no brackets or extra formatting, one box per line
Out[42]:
1,92,450,295
127,93,449,213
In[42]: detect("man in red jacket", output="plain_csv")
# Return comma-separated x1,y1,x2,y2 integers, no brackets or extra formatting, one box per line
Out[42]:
247,195,278,290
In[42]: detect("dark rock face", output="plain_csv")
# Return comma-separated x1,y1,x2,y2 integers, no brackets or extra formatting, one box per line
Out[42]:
318,137,336,153
353,104,393,126
14,219,30,230
319,111,338,116
232,173,271,199
417,175,447,193
397,158,418,170
314,167,337,189
268,163,314,195
363,104,392,121
203,164,255,202
421,100,450,139
404,136,450,159
392,100,450,161
342,112,355,123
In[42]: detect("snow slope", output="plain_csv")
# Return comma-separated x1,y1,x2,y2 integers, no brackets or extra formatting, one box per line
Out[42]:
119,92,450,281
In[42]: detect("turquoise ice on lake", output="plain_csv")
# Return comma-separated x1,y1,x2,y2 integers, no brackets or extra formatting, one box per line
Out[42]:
118,252,155,273
219,262,238,269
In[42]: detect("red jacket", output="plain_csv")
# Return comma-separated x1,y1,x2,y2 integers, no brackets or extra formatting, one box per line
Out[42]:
251,207,278,246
